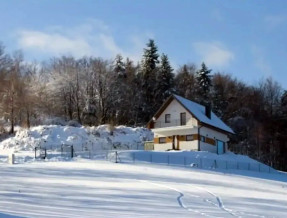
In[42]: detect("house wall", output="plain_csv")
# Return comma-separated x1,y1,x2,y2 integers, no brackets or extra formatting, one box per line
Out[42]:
153,128,198,151
153,126,230,153
153,140,218,152
154,143,173,151
155,99,198,128
200,142,217,153
154,141,199,151
200,126,229,141
179,140,198,150
200,126,229,152
154,135,173,151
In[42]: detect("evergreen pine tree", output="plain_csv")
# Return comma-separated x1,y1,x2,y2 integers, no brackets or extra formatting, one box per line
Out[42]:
155,53,174,108
113,54,126,78
142,39,159,75
110,54,128,124
196,62,212,103
139,39,160,122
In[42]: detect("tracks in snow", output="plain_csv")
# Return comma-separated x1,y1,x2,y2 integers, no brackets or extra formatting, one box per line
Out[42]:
140,180,215,217
192,185,237,217
140,180,266,218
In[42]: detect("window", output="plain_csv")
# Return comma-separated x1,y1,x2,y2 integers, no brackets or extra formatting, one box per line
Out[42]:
159,137,166,144
186,135,194,141
180,112,186,125
200,136,206,142
165,114,171,123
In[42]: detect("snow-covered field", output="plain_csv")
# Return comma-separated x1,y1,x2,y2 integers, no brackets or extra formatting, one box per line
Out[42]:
1,125,286,217
0,159,287,218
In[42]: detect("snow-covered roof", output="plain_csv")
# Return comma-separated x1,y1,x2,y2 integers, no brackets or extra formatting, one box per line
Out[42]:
173,94,234,134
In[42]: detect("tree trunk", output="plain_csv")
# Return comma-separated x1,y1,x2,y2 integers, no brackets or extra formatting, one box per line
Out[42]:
26,109,30,128
9,98,14,134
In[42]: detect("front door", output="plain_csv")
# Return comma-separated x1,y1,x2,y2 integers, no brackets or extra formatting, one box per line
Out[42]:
217,140,225,154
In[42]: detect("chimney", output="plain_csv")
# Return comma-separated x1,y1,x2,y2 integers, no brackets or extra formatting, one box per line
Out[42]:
205,104,211,119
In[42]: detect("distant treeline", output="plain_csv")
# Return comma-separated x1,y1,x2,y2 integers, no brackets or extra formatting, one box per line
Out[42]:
0,40,286,171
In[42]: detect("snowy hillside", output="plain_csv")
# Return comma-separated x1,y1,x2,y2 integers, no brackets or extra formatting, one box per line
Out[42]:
0,160,286,217
0,126,285,217
0,125,153,152
0,124,273,174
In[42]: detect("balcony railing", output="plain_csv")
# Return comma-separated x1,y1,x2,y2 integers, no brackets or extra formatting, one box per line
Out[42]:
154,119,188,128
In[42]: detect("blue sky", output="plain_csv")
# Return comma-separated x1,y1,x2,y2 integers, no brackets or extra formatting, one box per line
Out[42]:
0,0,287,89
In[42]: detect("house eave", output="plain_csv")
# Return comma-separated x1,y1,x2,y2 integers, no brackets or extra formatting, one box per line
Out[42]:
152,125,197,133
200,121,235,135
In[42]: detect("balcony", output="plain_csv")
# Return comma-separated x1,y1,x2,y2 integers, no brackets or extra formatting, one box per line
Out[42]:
154,119,188,129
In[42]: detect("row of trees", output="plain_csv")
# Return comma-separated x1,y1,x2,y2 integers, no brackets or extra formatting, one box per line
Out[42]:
0,40,286,171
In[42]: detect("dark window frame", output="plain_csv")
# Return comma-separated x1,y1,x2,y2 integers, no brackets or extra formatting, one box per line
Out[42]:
200,136,206,142
165,114,171,123
180,112,186,125
159,137,166,144
186,135,194,141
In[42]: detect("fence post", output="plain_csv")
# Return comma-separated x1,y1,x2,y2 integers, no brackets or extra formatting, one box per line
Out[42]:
8,153,15,165
115,151,118,163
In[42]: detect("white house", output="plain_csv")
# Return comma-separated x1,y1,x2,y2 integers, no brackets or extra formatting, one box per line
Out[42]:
147,94,234,154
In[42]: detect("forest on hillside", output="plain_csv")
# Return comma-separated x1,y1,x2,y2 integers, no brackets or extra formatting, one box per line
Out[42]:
0,39,286,171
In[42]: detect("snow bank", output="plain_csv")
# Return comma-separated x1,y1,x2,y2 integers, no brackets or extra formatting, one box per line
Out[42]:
0,125,153,152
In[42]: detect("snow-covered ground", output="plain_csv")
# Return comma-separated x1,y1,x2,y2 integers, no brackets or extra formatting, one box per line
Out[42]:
0,125,286,217
0,159,287,218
